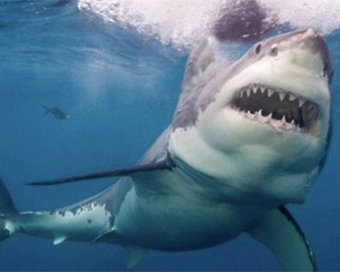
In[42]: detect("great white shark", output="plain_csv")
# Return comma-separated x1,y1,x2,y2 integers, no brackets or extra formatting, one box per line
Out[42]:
0,10,333,272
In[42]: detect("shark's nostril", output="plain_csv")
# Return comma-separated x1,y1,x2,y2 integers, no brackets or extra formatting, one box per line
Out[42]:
269,44,278,56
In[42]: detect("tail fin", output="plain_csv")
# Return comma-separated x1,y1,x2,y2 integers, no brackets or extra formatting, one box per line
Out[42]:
42,105,50,116
0,178,18,242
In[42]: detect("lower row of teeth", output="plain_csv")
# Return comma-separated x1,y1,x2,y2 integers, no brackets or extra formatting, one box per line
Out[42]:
237,109,305,132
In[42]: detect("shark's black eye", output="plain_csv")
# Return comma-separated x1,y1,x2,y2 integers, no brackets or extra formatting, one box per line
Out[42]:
255,43,261,54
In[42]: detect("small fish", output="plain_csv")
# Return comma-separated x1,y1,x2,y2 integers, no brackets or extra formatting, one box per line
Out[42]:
42,105,70,120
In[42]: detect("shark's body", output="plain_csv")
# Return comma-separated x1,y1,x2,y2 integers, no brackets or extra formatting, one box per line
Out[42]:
0,24,333,272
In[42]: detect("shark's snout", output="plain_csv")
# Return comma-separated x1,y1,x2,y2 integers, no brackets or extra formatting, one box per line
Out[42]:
298,29,331,67
305,30,333,78
276,29,333,79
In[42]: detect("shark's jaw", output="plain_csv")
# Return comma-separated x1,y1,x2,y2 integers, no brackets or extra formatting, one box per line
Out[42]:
222,29,332,139
169,29,332,206
229,84,319,134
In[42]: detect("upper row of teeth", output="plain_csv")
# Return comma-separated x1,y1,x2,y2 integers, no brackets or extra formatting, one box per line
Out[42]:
238,87,306,108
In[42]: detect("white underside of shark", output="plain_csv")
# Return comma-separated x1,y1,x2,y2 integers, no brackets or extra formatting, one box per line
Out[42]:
0,25,333,272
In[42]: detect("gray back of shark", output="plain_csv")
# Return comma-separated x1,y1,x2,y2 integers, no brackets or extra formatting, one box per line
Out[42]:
0,1,333,271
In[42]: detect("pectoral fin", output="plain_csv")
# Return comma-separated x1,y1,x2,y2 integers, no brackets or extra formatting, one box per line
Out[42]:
26,159,174,186
126,244,148,269
248,206,316,271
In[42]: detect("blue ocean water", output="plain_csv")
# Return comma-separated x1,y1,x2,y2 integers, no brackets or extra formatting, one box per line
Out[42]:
0,0,339,271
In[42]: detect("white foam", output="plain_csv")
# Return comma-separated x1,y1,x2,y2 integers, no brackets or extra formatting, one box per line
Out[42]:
259,0,340,34
77,0,224,50
78,0,340,50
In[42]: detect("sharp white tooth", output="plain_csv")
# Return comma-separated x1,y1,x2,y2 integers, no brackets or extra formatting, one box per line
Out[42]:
267,113,273,119
279,93,285,101
262,116,268,123
240,91,244,98
259,116,266,124
246,89,251,97
246,111,254,120
267,89,274,97
253,87,257,94
289,94,297,101
290,120,295,126
260,87,265,93
299,99,305,107
270,119,281,130
281,115,287,124
258,110,268,123
285,120,294,131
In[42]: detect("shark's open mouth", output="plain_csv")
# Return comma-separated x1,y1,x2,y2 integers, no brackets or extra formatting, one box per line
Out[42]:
230,84,319,133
